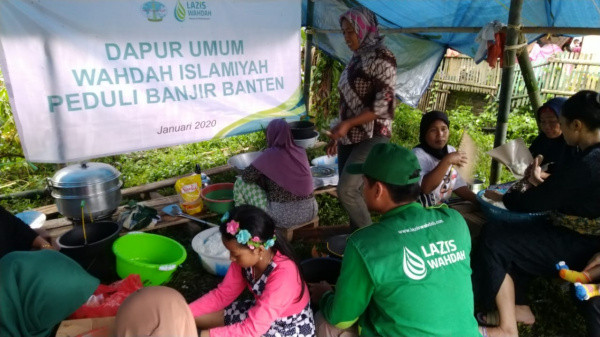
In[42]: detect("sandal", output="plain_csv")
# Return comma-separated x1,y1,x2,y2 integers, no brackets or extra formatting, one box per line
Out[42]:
476,311,500,326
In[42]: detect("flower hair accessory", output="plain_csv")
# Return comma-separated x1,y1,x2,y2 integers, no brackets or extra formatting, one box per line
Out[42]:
225,219,276,250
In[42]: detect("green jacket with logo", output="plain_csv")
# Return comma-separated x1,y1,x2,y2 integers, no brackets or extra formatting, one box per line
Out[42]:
319,202,480,337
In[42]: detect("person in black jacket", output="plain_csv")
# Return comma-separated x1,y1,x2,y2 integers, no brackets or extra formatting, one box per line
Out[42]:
476,90,600,337
0,206,54,259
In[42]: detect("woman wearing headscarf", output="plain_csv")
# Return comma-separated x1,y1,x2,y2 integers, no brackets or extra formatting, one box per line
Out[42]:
115,286,197,337
326,6,397,229
0,250,99,337
529,97,577,173
233,119,317,228
412,111,477,208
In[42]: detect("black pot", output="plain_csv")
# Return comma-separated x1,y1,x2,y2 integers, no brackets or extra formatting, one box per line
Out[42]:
301,257,342,284
288,121,315,140
58,221,121,281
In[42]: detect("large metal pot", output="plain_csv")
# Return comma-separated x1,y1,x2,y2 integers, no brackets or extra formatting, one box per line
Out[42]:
48,162,122,220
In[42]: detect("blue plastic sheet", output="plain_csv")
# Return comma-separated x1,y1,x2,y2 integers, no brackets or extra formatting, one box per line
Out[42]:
303,0,600,106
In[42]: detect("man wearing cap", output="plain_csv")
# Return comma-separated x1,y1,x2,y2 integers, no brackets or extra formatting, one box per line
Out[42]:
310,143,480,337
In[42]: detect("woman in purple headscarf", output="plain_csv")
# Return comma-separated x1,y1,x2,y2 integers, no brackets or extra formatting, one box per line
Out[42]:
233,119,318,228
326,6,397,229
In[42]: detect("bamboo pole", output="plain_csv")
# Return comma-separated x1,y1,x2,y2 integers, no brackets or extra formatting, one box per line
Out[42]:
490,0,523,184
302,0,315,113
516,33,542,112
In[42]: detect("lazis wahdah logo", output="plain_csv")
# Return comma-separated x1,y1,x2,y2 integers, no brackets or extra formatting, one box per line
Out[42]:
403,247,427,280
402,240,468,281
175,0,212,22
141,1,167,22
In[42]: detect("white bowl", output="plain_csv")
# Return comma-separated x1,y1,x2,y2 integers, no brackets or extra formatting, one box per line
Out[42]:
293,131,319,149
191,227,231,277
15,210,46,229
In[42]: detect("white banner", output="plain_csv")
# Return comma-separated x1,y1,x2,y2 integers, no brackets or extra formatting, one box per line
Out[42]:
0,0,303,163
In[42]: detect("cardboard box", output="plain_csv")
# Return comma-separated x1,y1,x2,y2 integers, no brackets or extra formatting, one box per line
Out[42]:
55,317,115,337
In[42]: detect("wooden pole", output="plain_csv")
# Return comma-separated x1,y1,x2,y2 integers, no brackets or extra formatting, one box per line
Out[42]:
516,33,543,113
490,0,523,184
302,0,315,114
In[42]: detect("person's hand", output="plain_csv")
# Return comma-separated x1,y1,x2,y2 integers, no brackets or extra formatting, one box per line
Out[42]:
523,155,544,180
31,235,56,251
483,189,504,202
309,281,333,304
200,330,210,337
326,139,338,157
584,253,600,272
443,151,468,168
527,155,545,186
329,121,352,140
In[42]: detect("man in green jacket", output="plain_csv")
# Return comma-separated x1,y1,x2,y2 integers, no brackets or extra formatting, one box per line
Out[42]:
310,143,480,337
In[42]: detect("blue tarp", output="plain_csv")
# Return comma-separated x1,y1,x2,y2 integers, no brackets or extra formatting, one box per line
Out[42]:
304,0,600,106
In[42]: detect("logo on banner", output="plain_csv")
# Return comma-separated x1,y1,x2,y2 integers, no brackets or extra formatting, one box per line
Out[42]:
175,0,212,22
141,1,167,22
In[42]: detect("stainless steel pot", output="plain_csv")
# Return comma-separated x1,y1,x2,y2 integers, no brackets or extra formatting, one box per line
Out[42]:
47,162,122,220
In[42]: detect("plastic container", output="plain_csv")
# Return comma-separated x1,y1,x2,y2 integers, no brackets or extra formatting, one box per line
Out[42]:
476,190,549,225
201,183,234,214
175,164,204,215
112,232,187,286
191,227,231,276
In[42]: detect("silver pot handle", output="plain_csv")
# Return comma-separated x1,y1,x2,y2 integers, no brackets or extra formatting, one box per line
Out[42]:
46,177,53,188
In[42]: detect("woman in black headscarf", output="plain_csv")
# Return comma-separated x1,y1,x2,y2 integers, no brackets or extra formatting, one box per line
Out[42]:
529,97,577,173
412,111,477,207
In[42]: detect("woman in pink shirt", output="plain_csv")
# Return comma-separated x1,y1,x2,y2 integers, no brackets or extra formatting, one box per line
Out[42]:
190,205,315,337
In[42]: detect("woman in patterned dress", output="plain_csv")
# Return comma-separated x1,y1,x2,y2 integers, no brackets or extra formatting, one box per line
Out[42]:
326,6,397,229
190,205,315,337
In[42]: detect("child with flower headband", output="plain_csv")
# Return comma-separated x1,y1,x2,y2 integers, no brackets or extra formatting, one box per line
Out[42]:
189,205,315,337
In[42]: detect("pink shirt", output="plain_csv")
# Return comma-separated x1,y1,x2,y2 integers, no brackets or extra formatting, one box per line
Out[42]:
189,251,310,337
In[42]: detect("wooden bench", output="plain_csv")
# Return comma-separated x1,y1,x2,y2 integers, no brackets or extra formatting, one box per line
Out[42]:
42,194,218,239
278,216,319,241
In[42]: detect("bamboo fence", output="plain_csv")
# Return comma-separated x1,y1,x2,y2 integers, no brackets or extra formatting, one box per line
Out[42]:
418,52,600,112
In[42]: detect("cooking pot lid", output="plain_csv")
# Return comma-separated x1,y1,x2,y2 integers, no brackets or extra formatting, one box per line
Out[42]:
50,162,121,187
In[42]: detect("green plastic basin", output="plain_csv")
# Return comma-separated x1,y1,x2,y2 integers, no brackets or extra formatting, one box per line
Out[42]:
112,232,186,286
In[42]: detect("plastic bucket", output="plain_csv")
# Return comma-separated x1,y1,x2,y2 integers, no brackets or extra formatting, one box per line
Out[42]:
201,183,234,214
112,232,187,286
191,227,231,276
58,221,121,281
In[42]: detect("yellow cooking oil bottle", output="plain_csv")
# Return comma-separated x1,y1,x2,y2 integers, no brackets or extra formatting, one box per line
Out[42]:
175,164,205,214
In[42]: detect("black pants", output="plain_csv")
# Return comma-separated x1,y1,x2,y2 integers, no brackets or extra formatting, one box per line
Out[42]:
472,220,600,334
